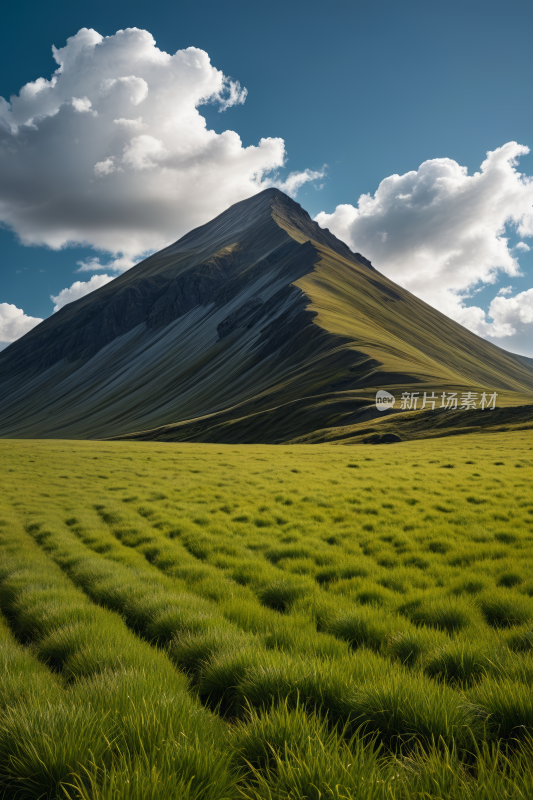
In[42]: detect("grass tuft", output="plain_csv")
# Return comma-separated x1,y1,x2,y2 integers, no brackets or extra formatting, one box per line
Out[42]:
387,630,427,667
424,644,495,686
399,597,473,633
325,609,389,651
479,592,533,628
258,580,309,612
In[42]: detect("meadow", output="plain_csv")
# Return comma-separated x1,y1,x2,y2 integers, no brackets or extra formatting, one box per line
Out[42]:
1,432,533,799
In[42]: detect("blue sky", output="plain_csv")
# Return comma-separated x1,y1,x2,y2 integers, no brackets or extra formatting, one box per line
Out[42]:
1,0,533,353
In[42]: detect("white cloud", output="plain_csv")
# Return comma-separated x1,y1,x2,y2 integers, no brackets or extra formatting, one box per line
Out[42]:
489,288,533,329
71,96,94,113
0,302,42,347
122,134,168,171
497,286,514,296
0,27,322,264
482,288,533,355
76,255,136,272
514,241,530,252
51,273,114,311
93,157,117,176
217,79,247,113
113,116,146,130
316,142,533,354
273,166,327,198
100,76,149,106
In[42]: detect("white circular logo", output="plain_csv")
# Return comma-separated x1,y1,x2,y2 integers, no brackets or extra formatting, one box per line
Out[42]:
376,390,395,411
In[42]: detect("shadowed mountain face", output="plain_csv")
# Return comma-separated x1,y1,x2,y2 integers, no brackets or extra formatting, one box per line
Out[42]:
1,188,533,441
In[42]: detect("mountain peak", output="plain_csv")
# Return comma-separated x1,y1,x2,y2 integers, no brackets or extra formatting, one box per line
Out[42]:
162,187,360,265
1,189,532,441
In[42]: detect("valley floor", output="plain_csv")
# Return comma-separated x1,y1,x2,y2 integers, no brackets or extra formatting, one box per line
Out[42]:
1,433,533,799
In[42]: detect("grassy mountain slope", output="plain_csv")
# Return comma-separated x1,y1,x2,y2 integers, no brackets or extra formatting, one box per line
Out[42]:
1,189,532,441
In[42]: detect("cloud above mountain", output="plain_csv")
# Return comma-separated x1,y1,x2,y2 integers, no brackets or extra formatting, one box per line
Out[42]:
0,303,42,351
50,273,114,312
0,27,321,266
316,142,533,354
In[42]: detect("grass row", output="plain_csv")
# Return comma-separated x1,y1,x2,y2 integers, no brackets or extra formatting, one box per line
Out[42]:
0,611,61,711
20,478,533,756
47,473,533,693
5,524,533,800
0,507,238,799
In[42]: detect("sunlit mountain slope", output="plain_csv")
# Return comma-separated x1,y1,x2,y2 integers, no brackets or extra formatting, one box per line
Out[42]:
0,188,532,441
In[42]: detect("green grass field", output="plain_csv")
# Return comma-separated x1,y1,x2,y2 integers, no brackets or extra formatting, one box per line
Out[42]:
1,432,533,799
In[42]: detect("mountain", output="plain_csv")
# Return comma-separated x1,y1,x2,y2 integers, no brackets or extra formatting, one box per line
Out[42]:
1,188,533,442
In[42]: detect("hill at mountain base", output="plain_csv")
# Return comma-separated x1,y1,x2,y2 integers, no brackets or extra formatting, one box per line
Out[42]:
1,188,532,442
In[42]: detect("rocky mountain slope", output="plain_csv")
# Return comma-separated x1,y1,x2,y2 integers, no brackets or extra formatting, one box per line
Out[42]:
1,188,532,441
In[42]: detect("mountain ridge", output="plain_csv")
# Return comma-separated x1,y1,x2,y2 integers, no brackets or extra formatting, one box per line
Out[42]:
1,188,532,441
0,190,369,376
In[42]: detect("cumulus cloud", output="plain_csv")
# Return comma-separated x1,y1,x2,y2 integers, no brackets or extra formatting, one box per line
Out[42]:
316,142,533,353
71,96,94,114
113,116,146,130
0,27,323,265
217,79,247,112
93,157,118,176
274,166,327,198
481,288,533,355
488,288,533,329
0,303,42,349
76,255,135,273
51,274,114,312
